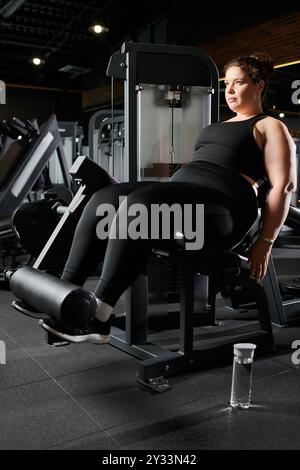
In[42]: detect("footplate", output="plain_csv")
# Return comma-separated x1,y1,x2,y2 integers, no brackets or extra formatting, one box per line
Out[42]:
279,275,300,296
136,374,170,393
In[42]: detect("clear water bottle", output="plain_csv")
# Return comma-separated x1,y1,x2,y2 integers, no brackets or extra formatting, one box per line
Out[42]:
230,343,257,409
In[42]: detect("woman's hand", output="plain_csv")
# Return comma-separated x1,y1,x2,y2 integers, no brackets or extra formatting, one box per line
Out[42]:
247,239,273,280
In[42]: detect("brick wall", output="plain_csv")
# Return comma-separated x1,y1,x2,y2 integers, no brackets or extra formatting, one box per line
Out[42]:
82,80,123,109
198,12,300,72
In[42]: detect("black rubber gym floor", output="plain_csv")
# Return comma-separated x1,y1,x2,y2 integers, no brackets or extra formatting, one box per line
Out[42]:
0,256,300,450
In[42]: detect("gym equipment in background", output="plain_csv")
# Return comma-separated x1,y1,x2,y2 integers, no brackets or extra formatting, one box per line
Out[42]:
88,109,124,182
0,114,72,226
56,121,84,171
107,43,218,183
0,115,74,285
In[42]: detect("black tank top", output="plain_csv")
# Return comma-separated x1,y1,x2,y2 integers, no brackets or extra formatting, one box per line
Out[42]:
192,113,268,181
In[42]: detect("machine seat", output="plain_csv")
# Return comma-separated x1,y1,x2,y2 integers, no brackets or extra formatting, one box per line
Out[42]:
153,243,250,279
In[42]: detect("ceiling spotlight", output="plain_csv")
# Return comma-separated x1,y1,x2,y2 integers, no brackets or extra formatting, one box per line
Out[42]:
279,112,285,118
91,24,109,34
94,24,102,34
32,57,42,66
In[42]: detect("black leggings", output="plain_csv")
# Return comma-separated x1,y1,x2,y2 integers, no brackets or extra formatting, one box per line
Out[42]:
61,180,257,307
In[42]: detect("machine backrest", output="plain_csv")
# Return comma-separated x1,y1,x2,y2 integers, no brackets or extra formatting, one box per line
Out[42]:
0,140,31,189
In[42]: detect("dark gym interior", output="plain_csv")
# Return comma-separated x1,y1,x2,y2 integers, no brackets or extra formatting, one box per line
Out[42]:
1,0,300,452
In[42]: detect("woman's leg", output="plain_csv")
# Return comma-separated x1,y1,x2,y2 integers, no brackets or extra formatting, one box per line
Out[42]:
94,181,254,307
42,180,256,343
61,181,151,286
40,181,153,342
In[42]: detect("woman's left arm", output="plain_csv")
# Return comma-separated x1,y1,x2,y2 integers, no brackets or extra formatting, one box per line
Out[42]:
248,119,297,280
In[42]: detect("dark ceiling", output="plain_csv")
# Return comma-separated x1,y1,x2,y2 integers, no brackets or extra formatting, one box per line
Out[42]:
1,0,300,113
0,0,170,88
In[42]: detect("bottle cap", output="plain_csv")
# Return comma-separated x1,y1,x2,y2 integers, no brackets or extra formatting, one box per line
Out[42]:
233,343,257,359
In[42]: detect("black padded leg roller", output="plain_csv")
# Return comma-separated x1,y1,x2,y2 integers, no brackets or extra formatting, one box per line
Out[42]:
10,266,96,327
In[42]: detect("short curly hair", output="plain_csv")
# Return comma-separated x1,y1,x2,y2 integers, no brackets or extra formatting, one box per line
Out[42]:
223,52,274,97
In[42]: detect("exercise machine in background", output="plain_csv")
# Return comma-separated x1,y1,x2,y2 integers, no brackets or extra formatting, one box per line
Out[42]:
88,109,124,182
0,115,74,284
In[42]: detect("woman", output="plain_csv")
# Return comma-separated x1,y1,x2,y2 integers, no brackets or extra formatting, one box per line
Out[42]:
41,52,297,344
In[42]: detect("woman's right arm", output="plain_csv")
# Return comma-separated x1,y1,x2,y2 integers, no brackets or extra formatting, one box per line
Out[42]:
247,118,297,280
259,118,297,242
